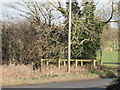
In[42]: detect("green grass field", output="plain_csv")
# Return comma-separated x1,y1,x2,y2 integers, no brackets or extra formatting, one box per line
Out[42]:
96,51,120,67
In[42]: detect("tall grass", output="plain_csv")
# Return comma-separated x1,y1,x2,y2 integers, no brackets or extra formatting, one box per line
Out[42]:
2,63,87,80
2,63,97,86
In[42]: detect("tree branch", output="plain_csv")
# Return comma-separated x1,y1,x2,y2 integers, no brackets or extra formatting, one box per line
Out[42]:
105,2,114,24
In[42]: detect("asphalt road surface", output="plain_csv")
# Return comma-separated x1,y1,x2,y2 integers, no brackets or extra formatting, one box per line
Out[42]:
8,78,115,89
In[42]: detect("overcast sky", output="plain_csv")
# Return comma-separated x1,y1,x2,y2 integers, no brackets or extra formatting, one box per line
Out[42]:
0,0,119,27
0,0,117,19
0,0,114,17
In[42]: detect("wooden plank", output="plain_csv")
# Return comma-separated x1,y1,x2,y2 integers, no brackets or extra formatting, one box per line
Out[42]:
42,59,57,63
71,59,76,61
59,59,67,61
42,59,48,61
59,59,75,61
49,59,57,61
42,59,96,61
77,59,92,62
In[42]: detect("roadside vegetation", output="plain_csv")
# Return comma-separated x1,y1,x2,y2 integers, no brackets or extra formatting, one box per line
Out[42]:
2,63,99,87
1,0,120,88
106,76,120,90
2,62,118,87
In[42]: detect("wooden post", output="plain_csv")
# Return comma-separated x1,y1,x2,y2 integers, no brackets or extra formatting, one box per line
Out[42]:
115,40,118,50
81,60,83,66
64,61,66,66
75,60,78,70
114,40,116,51
93,60,96,67
100,49,102,65
41,59,43,66
46,60,49,69
117,40,118,50
58,59,60,69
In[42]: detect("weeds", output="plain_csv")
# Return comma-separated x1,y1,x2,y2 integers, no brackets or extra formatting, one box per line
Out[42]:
2,63,90,86
84,63,118,79
2,63,118,87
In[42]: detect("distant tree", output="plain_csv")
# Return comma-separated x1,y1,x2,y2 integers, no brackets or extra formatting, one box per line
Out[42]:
101,24,118,50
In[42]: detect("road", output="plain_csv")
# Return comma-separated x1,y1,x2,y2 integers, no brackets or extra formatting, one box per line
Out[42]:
7,78,114,89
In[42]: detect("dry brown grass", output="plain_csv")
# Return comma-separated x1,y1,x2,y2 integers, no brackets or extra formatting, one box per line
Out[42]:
3,64,41,79
2,64,87,79
2,63,98,87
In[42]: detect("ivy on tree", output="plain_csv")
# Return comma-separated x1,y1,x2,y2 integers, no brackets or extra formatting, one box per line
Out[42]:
50,0,114,59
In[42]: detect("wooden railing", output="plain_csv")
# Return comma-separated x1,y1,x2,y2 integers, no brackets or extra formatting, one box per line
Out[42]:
40,59,97,69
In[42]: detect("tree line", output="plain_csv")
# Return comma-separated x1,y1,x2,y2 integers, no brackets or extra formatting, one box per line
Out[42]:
2,0,116,65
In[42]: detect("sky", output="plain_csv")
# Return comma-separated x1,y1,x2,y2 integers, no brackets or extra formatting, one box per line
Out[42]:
0,0,119,27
